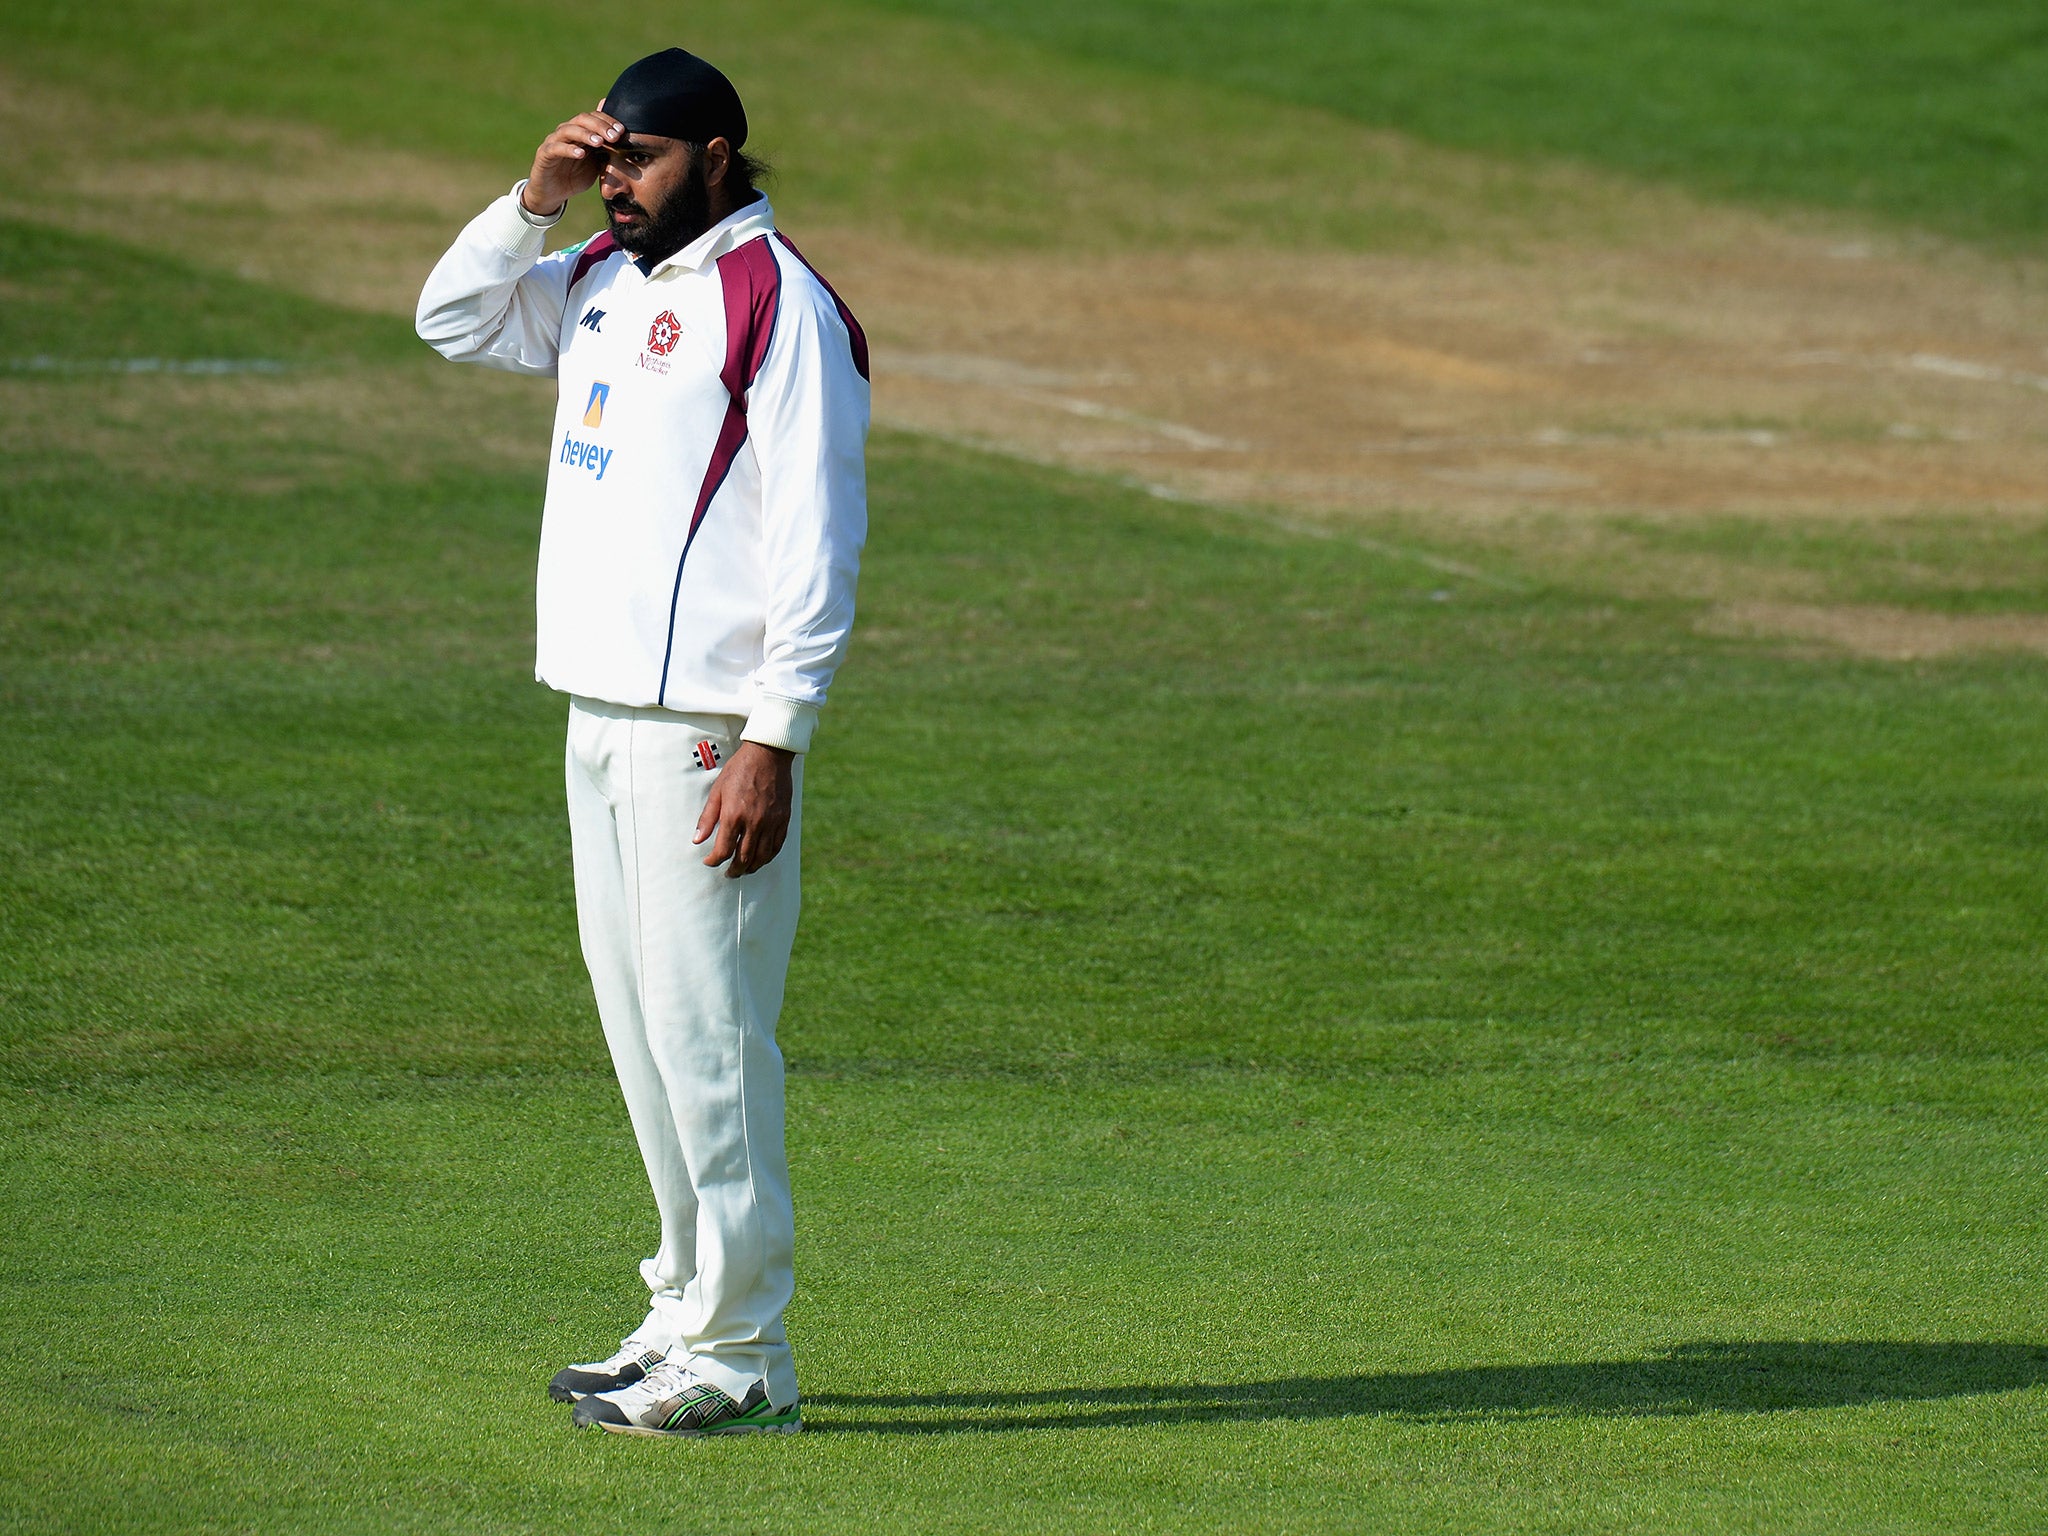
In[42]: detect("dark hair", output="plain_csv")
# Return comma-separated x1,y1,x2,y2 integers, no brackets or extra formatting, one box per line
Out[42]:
729,148,770,202
689,141,770,206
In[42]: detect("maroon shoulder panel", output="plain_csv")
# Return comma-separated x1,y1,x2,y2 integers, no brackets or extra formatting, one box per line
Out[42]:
771,233,870,382
568,231,620,292
716,235,783,398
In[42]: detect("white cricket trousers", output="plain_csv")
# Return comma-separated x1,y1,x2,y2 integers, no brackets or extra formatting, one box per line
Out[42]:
564,696,802,1409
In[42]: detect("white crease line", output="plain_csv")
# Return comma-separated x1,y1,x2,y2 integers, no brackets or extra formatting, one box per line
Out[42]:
1905,353,2048,392
1017,389,1245,451
879,350,1245,451
1351,433,1524,456
1230,512,1530,591
4,356,291,374
891,422,1528,592
1138,482,1528,590
1784,348,2048,394
1536,426,1785,448
882,351,1136,391
1353,426,1787,455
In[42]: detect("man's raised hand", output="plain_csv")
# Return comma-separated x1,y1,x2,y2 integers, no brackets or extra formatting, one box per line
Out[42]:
521,104,626,217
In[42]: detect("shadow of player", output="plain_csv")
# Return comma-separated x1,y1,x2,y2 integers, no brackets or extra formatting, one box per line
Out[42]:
806,1340,2048,1434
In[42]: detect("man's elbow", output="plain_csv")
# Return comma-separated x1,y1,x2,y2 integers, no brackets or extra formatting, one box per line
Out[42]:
413,305,475,362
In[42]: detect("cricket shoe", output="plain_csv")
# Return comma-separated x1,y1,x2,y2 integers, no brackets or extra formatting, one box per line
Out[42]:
571,1358,801,1436
548,1337,673,1404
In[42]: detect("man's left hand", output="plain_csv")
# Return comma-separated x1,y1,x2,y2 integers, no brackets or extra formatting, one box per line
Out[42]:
694,741,795,877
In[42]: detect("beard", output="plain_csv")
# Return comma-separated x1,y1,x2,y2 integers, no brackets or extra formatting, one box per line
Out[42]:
604,151,712,265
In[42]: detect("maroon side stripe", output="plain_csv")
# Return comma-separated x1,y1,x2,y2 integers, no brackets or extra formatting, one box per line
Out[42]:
656,236,783,705
567,231,619,291
771,233,869,382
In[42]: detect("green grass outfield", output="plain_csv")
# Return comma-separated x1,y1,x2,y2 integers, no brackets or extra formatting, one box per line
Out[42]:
6,0,2048,247
4,221,2047,1532
877,0,2048,244
4,0,2048,1529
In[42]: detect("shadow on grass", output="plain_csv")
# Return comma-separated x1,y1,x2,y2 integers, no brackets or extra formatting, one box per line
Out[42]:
809,1340,2048,1433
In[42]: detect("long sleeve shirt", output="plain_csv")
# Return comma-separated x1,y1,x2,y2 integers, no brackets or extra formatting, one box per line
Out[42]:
416,185,870,753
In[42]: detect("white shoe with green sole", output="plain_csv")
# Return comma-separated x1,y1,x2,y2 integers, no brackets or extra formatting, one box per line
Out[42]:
572,1360,801,1437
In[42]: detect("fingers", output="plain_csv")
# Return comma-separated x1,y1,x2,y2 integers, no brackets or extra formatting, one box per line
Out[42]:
734,818,763,878
558,110,626,151
723,810,789,878
754,821,790,876
529,110,627,204
701,798,741,869
540,118,618,165
701,805,789,877
695,744,794,876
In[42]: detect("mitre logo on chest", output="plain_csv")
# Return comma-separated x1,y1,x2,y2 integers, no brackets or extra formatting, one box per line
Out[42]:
638,309,683,375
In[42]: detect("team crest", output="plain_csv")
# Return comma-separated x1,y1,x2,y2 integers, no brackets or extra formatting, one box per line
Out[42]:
646,310,683,356
582,380,609,428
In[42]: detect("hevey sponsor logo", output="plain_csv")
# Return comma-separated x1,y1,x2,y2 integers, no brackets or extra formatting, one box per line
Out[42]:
559,432,614,480
578,307,605,333
558,380,614,477
638,308,683,374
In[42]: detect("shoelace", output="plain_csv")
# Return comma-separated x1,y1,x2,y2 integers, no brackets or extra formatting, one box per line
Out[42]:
634,1356,705,1397
608,1338,665,1369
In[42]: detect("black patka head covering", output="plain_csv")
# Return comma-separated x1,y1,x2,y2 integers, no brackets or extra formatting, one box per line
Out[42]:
604,49,748,148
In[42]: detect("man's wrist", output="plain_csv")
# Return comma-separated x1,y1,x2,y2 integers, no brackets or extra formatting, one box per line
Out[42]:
515,178,566,224
741,696,821,755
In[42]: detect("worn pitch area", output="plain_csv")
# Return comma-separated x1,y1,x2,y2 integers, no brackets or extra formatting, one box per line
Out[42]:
5,73,2048,655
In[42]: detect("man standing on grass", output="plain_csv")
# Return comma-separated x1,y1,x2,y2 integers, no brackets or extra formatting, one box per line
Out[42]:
416,48,868,1437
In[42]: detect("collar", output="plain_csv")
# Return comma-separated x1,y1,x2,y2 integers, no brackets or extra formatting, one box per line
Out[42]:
640,195,777,278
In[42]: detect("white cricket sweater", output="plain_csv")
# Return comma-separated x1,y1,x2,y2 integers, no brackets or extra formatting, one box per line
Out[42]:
415,187,869,753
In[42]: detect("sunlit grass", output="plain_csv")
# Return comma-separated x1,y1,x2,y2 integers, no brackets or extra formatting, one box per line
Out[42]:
3,228,2047,1529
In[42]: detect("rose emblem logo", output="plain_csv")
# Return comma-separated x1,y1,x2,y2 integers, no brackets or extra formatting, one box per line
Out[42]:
646,310,683,357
